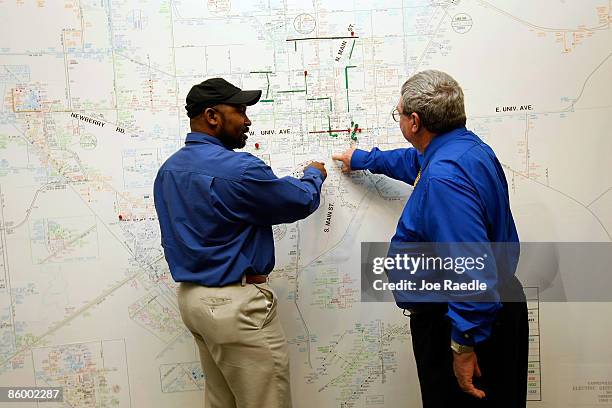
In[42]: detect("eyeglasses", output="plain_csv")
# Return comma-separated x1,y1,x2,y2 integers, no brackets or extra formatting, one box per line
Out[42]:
391,108,414,123
391,108,401,122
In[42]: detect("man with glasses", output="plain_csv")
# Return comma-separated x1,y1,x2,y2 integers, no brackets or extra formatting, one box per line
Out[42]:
154,78,326,408
333,70,528,407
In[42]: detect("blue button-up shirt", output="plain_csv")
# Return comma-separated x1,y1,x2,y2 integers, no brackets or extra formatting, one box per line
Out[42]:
154,132,324,286
351,127,519,345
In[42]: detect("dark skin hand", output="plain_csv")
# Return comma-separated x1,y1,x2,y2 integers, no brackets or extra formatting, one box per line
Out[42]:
304,161,327,179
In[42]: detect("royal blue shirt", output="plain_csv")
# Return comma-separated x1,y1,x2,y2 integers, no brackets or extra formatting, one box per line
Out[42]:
351,127,519,345
154,132,324,287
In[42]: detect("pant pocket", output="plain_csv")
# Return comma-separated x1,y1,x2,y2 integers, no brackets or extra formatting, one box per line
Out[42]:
236,284,271,330
200,296,232,306
253,283,276,329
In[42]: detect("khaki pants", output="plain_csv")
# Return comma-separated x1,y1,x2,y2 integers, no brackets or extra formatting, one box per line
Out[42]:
177,281,292,408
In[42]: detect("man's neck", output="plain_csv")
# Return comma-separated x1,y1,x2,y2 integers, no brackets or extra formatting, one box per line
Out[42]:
413,131,437,154
191,124,222,141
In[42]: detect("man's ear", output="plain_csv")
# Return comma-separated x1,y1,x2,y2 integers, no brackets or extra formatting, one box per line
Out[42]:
202,107,219,127
411,112,421,133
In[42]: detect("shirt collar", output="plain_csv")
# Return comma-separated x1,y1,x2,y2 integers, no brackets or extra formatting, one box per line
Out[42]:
185,132,228,148
420,126,467,168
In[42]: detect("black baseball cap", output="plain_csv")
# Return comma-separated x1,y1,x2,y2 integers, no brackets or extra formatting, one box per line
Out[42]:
185,78,262,118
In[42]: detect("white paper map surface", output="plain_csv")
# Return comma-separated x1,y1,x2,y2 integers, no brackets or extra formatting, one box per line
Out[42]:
0,1,611,406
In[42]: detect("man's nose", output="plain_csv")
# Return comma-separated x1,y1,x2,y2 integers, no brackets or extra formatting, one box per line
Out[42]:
244,116,252,126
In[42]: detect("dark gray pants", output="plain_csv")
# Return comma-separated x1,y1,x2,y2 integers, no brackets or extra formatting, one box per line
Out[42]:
409,277,528,408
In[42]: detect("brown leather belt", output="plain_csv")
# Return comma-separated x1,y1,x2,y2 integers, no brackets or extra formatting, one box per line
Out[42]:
245,274,268,284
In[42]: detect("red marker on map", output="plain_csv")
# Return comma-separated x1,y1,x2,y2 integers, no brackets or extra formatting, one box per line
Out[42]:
255,143,260,149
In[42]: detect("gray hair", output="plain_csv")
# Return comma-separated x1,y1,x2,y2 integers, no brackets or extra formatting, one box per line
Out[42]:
400,70,466,134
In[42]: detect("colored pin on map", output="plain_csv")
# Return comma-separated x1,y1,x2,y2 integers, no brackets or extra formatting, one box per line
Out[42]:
351,123,360,141
255,143,260,149
118,214,123,221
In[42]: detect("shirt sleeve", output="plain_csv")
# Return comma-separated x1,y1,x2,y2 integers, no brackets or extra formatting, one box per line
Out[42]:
350,147,420,185
213,158,325,226
421,176,501,346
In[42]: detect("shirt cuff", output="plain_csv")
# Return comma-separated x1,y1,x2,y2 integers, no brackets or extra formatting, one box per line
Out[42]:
304,166,325,180
451,328,477,346
350,149,370,170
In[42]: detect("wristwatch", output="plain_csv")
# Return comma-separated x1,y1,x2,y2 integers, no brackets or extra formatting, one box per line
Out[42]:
450,339,474,354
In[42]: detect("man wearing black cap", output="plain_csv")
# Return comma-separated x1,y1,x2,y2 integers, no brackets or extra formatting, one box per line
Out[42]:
154,78,326,408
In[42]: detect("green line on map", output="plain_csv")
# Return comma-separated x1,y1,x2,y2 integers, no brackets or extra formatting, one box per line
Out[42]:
250,71,273,99
348,40,356,59
327,115,338,137
344,65,357,111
